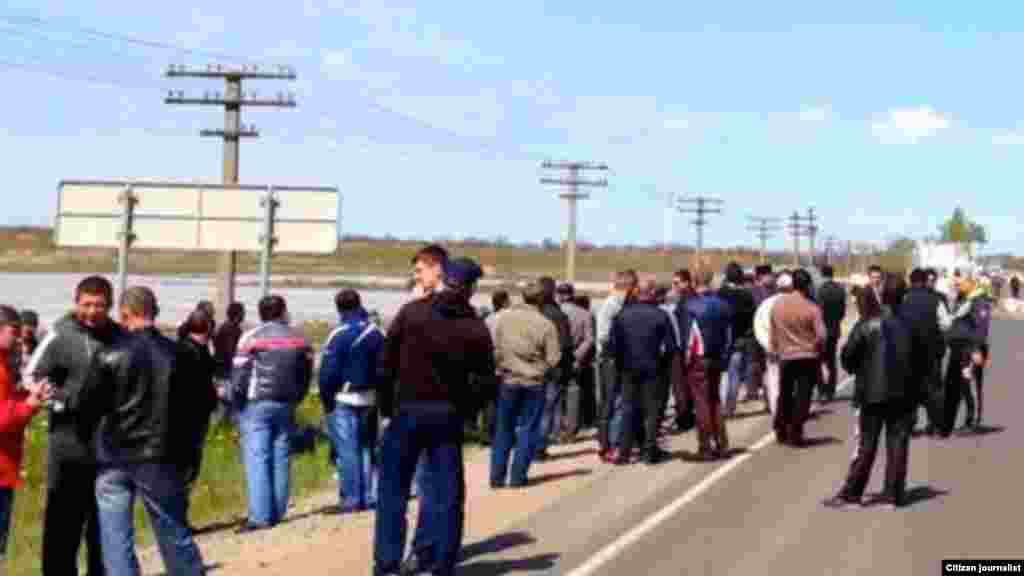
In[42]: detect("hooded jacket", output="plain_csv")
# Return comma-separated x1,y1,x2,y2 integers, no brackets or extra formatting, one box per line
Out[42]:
23,313,125,463
379,290,496,419
319,307,384,413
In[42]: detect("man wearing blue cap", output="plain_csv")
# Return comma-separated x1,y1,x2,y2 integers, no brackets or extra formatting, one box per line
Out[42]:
374,249,496,576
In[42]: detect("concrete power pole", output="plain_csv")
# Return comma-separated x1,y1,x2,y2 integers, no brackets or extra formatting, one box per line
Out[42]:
747,216,782,263
539,161,609,283
677,196,724,271
787,211,808,267
165,64,297,323
805,206,819,266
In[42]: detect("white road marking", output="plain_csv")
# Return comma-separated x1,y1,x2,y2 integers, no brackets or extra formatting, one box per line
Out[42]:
564,432,777,576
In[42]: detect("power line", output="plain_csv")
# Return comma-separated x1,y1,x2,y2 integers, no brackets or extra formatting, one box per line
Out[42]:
677,195,724,269
747,215,782,263
540,160,610,282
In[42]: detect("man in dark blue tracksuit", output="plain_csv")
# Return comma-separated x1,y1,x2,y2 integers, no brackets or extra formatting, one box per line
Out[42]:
608,279,677,465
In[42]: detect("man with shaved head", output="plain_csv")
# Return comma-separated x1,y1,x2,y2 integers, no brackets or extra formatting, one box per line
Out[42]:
607,277,677,465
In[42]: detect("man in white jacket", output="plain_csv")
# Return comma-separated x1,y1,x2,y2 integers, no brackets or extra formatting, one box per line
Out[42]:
754,272,792,417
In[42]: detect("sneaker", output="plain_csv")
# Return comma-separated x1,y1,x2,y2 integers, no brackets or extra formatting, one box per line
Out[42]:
822,494,861,509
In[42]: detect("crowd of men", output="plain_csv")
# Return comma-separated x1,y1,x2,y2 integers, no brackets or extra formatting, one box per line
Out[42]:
0,245,999,576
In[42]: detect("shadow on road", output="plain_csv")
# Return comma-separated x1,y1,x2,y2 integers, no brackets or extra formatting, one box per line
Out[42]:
956,424,1007,437
528,468,593,486
457,553,560,575
864,485,949,508
152,562,223,575
461,531,537,561
727,410,770,422
794,436,841,449
807,408,836,421
677,447,749,463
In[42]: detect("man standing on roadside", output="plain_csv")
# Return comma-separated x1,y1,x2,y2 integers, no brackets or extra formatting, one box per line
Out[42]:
608,279,677,465
669,269,696,432
902,269,948,435
78,287,206,575
375,254,495,576
535,277,573,460
595,270,637,461
718,263,757,417
25,275,124,576
817,265,848,403
556,283,594,442
770,269,827,446
687,270,733,459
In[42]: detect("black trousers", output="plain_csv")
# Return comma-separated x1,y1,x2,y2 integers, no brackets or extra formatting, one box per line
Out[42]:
596,359,618,452
577,363,598,429
43,452,106,576
941,341,972,436
618,372,662,457
775,358,819,443
918,359,944,431
820,329,840,398
841,402,914,500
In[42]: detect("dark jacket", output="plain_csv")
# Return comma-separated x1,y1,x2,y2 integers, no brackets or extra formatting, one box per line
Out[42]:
78,327,180,464
230,321,313,406
817,280,847,333
23,314,125,462
379,291,496,419
687,293,734,369
319,308,384,413
840,316,914,406
609,302,677,381
213,320,244,379
947,293,993,346
174,336,219,480
901,287,943,370
540,302,574,370
718,283,756,343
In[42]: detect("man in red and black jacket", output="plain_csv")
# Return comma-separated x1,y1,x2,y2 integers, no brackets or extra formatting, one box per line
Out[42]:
374,251,496,576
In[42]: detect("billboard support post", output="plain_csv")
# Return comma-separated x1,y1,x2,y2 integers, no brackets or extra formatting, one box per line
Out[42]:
258,188,279,299
116,185,138,300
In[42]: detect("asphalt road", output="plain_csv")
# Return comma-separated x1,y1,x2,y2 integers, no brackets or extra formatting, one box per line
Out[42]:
459,318,1022,575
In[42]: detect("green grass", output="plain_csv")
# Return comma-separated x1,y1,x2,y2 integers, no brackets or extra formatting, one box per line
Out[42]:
5,325,337,576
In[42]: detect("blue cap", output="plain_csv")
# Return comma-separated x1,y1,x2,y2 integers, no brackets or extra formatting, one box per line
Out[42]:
444,257,484,287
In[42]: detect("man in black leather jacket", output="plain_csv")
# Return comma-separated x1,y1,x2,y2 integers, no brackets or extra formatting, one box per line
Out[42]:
816,265,848,402
78,286,205,575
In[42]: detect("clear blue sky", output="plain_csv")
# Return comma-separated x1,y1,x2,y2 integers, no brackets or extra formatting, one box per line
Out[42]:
1,1,1021,253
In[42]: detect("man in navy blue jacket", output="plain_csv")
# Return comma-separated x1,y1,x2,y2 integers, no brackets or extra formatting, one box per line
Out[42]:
319,289,384,514
687,270,734,459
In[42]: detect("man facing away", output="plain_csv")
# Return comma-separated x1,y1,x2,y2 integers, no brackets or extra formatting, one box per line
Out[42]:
231,295,314,532
595,270,638,461
25,275,125,576
686,270,734,459
718,262,757,417
608,279,677,465
770,269,827,446
374,255,495,576
816,265,848,403
556,283,594,442
77,286,206,575
490,280,561,488
535,277,573,460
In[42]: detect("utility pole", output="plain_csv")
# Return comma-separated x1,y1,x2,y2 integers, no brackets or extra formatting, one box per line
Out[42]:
677,196,724,271
805,206,819,265
540,161,609,283
747,216,782,263
788,211,808,267
165,63,297,322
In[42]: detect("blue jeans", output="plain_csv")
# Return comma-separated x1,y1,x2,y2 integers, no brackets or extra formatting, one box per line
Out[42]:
539,378,564,453
490,384,547,487
374,408,465,576
724,348,752,416
0,487,12,559
95,464,205,576
325,405,377,509
240,400,294,526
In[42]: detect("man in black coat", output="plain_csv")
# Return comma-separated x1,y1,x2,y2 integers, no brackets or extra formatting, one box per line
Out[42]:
816,265,847,402
535,277,574,460
901,268,946,435
608,279,678,464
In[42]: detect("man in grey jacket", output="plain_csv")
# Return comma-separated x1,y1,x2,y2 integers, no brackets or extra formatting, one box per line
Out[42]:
556,283,595,441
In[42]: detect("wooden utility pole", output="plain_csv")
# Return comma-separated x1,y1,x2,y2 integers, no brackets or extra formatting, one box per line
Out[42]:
677,196,724,270
539,161,609,283
747,216,782,263
165,64,296,321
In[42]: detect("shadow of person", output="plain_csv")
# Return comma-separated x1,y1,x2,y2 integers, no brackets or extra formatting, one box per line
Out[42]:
794,436,841,449
865,485,949,508
961,424,1006,437
544,448,599,462
525,468,592,486
460,531,537,562
457,553,560,575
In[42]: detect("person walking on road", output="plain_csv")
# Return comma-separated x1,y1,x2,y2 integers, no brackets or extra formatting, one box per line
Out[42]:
754,272,791,417
76,287,207,575
770,269,827,447
901,269,950,436
490,281,561,488
319,289,385,514
231,295,314,532
687,270,734,460
825,280,915,509
608,279,678,465
0,306,52,563
374,255,495,576
817,265,847,403
24,275,125,576
943,277,994,434
595,270,636,461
